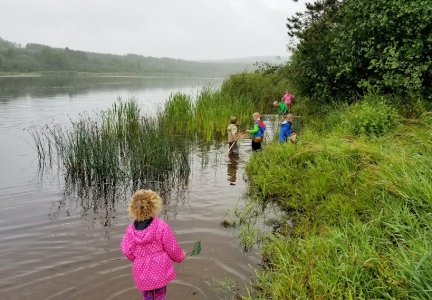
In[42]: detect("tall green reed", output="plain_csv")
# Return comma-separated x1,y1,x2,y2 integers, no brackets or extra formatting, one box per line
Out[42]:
30,98,192,185
161,86,255,143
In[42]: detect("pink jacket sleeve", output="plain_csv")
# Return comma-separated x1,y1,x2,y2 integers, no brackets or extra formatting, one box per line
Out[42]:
121,225,136,261
162,224,185,263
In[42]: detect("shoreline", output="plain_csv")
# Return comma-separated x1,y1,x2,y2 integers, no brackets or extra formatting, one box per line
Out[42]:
0,72,227,79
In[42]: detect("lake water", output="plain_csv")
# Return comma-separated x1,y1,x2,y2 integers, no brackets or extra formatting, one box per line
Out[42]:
0,76,259,300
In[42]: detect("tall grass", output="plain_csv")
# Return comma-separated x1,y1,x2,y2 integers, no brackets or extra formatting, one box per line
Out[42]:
161,86,255,143
242,105,432,299
30,98,191,185
220,72,290,113
195,88,254,142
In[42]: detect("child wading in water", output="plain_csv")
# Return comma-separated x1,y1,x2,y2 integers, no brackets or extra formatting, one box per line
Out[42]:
279,113,294,143
273,100,289,121
121,189,186,300
246,112,266,152
227,116,239,154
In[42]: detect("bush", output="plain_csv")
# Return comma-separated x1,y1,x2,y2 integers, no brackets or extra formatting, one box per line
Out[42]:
286,0,432,104
342,95,399,137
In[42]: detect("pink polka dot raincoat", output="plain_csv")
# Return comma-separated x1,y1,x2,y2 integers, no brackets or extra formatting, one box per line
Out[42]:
121,217,185,291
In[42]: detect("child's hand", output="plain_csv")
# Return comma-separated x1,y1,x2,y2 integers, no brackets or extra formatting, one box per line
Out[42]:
183,252,187,259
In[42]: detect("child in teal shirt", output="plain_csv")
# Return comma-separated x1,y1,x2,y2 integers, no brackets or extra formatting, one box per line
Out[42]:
273,101,289,121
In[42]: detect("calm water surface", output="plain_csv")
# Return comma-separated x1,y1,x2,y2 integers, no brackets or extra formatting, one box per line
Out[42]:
0,76,258,300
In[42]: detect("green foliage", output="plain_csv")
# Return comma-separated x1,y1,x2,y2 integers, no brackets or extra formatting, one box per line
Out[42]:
342,95,399,137
244,105,432,299
220,71,291,113
161,92,195,135
30,99,191,184
287,0,432,104
161,87,254,143
195,88,254,141
189,241,202,256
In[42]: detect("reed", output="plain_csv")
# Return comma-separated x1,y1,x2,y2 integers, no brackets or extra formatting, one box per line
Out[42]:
195,87,254,142
220,72,290,113
30,98,192,184
160,92,195,136
161,86,255,143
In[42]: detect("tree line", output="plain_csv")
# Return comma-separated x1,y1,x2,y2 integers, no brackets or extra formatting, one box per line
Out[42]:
276,0,432,105
0,37,249,76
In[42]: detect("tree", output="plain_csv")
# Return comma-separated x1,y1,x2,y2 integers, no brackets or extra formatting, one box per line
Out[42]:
287,0,432,103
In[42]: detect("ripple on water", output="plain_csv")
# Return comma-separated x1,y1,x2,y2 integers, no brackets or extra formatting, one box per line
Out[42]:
0,78,259,300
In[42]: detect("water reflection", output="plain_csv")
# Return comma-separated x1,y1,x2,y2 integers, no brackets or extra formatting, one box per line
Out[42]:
227,153,239,185
48,174,190,232
0,76,222,101
0,76,258,300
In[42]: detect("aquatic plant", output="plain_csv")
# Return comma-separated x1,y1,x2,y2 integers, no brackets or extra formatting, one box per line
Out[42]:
194,87,254,142
220,72,289,113
29,98,192,185
160,92,195,135
161,86,255,143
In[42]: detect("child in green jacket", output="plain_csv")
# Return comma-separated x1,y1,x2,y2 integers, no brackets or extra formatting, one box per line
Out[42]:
246,112,266,152
273,101,289,121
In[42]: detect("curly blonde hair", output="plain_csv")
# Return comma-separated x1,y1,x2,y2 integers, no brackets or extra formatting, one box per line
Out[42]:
128,189,162,221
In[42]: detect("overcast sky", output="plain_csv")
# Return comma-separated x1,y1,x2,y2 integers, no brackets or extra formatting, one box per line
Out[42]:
0,0,304,60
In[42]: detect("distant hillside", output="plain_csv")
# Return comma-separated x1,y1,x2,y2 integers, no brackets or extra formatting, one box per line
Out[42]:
0,37,252,76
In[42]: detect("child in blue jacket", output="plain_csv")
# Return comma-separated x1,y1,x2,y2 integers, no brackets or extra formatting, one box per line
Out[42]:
279,114,294,143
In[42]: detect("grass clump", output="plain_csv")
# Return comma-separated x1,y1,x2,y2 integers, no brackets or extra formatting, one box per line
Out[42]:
243,104,432,299
220,72,290,113
161,92,195,135
195,88,254,142
161,86,254,143
30,98,191,184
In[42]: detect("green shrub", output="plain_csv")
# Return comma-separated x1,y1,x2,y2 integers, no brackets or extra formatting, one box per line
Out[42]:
286,0,432,104
342,95,399,137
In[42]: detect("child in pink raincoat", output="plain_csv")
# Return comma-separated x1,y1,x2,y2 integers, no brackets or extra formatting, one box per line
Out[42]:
282,90,295,112
121,189,186,300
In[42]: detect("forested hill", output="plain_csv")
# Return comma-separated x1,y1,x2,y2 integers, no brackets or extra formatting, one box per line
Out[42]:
0,37,252,76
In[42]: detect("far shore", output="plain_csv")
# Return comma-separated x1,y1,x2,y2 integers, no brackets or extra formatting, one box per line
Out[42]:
0,72,226,79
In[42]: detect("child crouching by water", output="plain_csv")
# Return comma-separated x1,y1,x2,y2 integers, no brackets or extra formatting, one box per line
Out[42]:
121,189,186,300
279,114,294,143
227,116,239,154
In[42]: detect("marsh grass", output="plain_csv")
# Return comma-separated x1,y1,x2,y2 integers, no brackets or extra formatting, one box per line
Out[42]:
30,98,192,185
161,86,255,143
220,72,290,113
242,107,432,299
195,88,254,142
204,277,246,300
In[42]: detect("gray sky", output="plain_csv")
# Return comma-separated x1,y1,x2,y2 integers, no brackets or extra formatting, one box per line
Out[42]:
0,0,304,60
